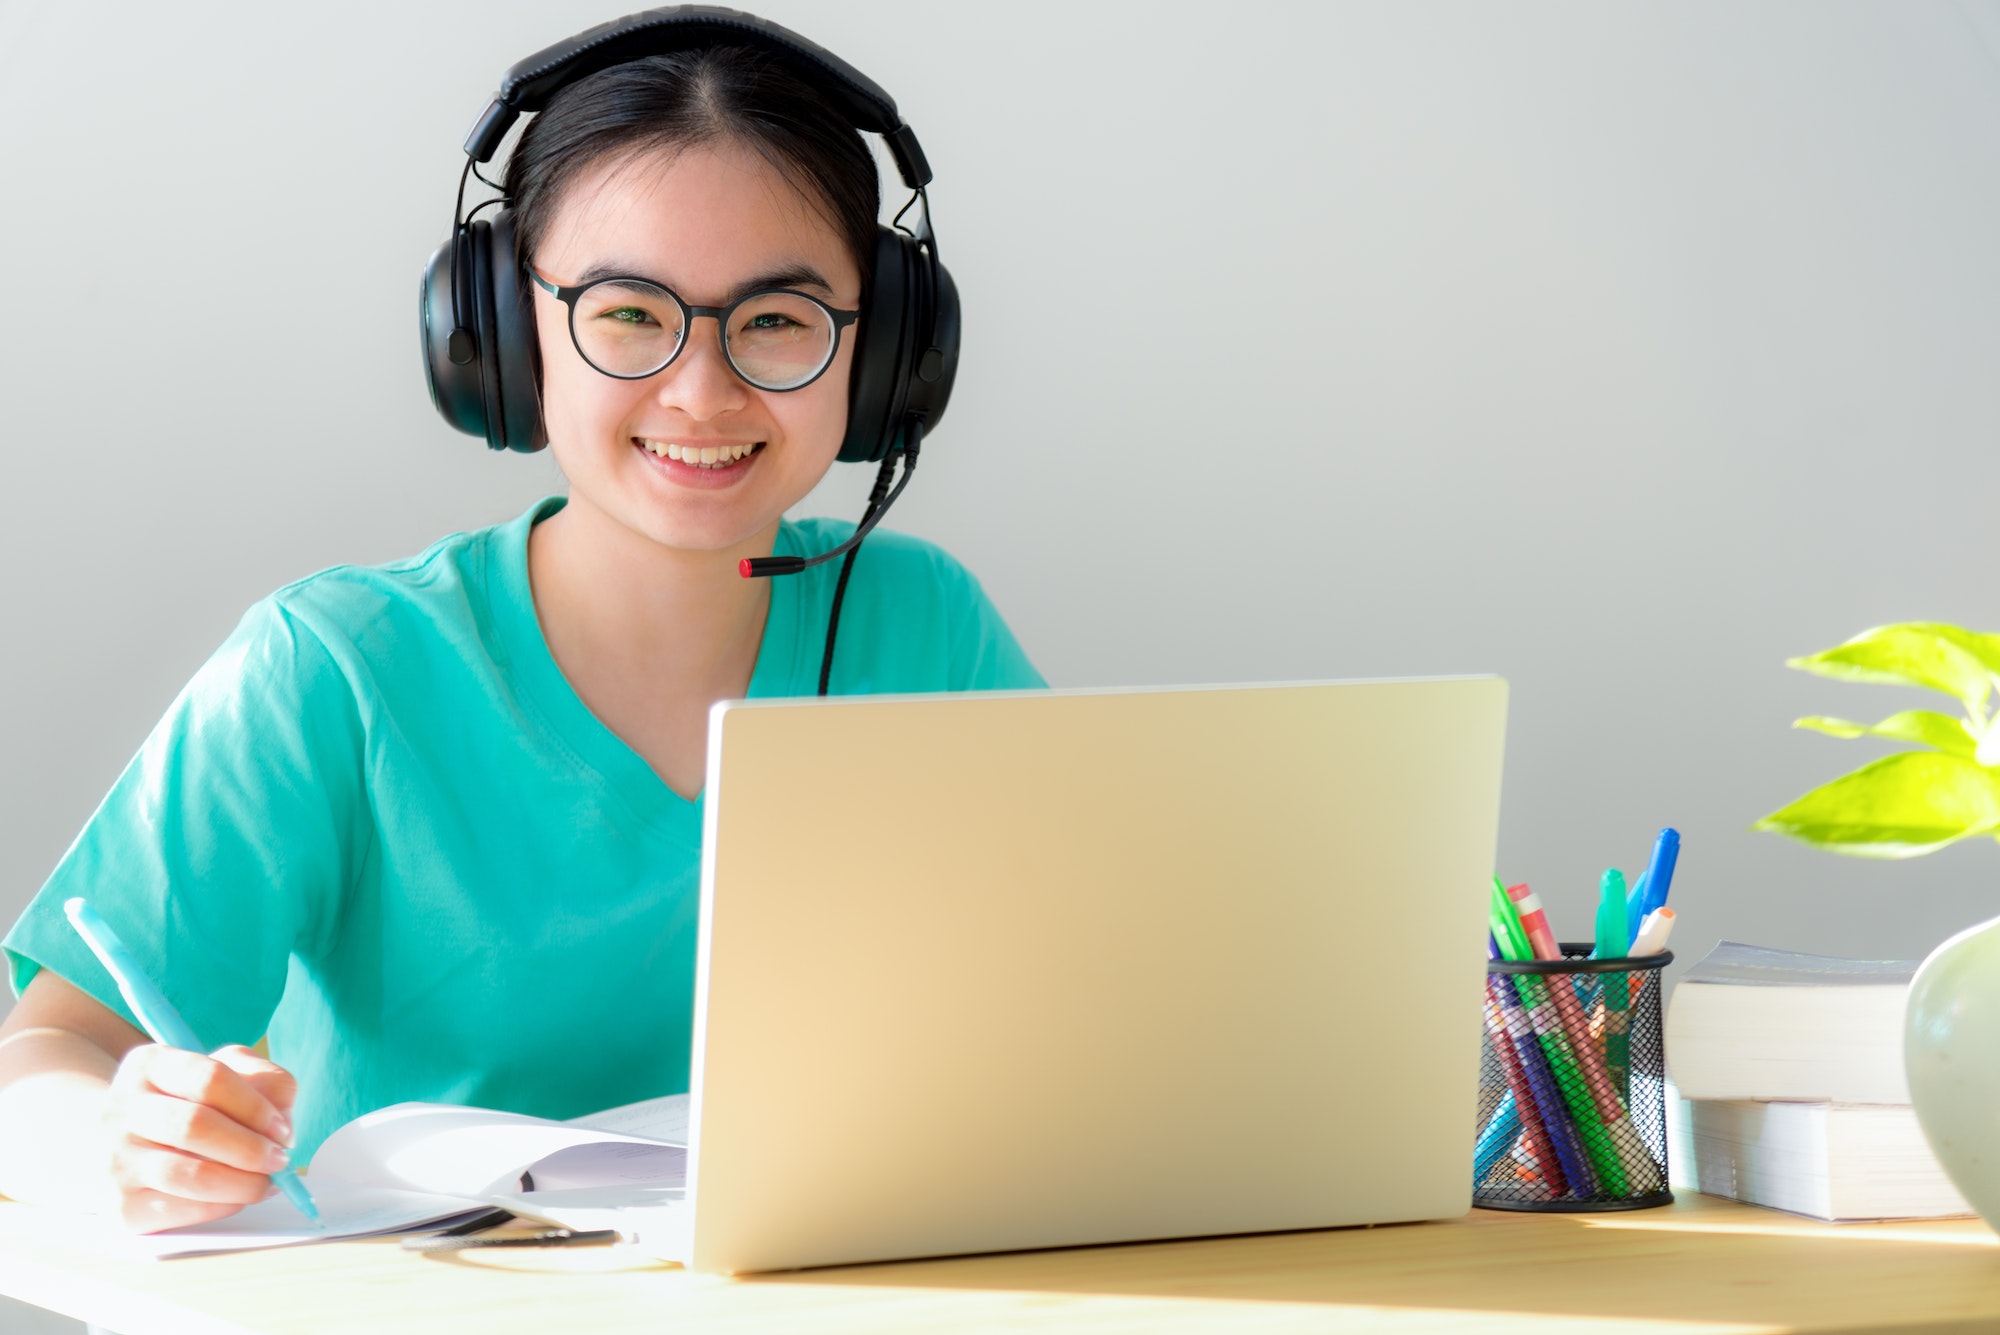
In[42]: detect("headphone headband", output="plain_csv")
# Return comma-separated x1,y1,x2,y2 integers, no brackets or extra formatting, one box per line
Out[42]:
462,5,932,189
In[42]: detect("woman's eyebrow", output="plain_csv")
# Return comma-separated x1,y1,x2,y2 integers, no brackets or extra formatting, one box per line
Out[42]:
573,260,652,288
724,264,835,302
566,261,837,301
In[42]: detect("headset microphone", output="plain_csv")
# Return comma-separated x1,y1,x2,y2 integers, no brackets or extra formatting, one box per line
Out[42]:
740,429,919,579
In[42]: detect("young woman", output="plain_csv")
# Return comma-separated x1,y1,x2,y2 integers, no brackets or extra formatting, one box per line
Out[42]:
0,24,1040,1232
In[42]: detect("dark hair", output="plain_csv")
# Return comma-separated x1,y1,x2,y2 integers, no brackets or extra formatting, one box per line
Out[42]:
503,47,880,287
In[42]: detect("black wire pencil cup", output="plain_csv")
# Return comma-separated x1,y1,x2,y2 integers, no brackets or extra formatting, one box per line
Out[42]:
1474,944,1675,1211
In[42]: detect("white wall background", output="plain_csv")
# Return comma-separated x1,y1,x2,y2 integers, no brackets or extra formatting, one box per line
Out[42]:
4,0,2000,1030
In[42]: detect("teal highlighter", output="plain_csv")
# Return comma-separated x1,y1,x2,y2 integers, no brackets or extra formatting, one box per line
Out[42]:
1591,871,1633,1097
63,898,322,1227
1593,870,1629,961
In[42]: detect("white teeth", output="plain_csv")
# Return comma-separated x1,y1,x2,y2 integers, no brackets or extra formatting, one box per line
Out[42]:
640,439,759,467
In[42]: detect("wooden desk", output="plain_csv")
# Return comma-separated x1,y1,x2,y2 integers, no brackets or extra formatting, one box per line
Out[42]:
1,1194,1997,1334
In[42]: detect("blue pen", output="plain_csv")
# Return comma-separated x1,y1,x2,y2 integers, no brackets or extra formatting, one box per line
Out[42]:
1472,1096,1522,1183
1638,828,1680,927
62,898,321,1227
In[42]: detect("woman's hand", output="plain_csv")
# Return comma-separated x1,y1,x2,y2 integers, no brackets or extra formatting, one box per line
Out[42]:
103,1043,297,1232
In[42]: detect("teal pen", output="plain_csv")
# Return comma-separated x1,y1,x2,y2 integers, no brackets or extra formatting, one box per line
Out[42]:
1593,870,1629,960
62,898,322,1227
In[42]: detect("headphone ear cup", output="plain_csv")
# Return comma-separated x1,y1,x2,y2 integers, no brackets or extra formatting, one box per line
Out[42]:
420,230,490,440
486,211,547,453
905,251,958,436
840,227,910,463
465,220,508,452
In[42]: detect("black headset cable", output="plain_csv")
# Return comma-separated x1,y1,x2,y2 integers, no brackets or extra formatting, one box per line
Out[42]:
817,447,903,695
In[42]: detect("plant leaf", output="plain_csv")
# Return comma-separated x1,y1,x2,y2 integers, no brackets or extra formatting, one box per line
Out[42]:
1793,716,1868,739
1868,710,1977,756
1787,623,1995,709
1755,751,2000,858
1794,711,1980,756
1920,623,2000,678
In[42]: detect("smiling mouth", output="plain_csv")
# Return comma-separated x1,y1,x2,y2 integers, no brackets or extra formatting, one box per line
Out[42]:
634,438,765,470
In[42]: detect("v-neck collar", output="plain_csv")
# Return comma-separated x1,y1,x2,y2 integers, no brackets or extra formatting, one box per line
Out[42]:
478,497,809,827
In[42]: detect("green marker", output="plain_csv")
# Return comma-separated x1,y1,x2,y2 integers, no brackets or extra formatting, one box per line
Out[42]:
1489,877,1533,962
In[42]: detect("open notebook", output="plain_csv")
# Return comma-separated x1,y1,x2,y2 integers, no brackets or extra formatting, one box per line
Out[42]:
136,1094,689,1259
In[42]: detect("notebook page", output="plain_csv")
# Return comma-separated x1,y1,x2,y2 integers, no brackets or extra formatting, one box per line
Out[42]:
526,1140,686,1192
311,1102,684,1197
564,1092,691,1146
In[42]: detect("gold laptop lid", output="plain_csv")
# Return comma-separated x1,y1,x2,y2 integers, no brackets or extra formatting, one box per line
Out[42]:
690,678,1508,1273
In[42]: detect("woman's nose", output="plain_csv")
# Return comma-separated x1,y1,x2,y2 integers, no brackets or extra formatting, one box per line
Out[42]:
655,316,749,419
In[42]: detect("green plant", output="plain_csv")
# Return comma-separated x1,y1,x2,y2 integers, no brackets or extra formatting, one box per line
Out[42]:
1756,622,2000,857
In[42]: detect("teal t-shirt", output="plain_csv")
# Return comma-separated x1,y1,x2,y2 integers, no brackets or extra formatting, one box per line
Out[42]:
5,498,1043,1158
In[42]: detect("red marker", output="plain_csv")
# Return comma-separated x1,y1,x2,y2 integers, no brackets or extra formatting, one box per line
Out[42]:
1505,883,1561,962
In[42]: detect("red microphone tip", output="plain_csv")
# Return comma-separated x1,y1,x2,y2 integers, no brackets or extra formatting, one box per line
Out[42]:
738,558,754,579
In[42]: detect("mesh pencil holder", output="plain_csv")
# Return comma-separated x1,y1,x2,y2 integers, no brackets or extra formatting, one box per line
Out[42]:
1473,943,1674,1212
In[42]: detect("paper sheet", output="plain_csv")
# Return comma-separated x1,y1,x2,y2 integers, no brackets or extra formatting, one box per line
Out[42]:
566,1093,691,1146
527,1141,686,1191
312,1100,685,1198
136,1182,489,1259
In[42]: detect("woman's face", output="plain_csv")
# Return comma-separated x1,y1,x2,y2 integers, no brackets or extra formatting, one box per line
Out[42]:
530,140,864,556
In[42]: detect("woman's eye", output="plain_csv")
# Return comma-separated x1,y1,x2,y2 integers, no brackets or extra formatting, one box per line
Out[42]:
601,307,659,326
744,312,799,331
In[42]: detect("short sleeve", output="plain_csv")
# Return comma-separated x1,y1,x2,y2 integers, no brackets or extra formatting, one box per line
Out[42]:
4,598,369,1048
946,566,1046,692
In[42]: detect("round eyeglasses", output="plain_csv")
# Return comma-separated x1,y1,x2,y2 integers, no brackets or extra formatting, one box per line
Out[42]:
528,269,860,392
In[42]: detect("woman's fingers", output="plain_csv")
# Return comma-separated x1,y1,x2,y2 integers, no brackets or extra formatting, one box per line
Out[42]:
116,1044,292,1146
100,1043,304,1232
110,1137,278,1207
119,1090,290,1175
210,1045,299,1142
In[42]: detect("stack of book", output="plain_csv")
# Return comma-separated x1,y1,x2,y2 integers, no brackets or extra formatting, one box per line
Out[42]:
1663,941,1972,1222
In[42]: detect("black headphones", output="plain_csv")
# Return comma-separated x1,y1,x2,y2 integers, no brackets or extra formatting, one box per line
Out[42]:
418,5,959,466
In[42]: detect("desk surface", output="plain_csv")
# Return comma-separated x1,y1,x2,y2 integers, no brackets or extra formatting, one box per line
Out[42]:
2,1194,1997,1335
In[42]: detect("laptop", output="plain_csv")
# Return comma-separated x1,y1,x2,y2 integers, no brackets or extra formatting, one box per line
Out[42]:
678,675,1507,1273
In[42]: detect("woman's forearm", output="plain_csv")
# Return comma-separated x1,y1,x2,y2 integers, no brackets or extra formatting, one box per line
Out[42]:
0,1023,119,1210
